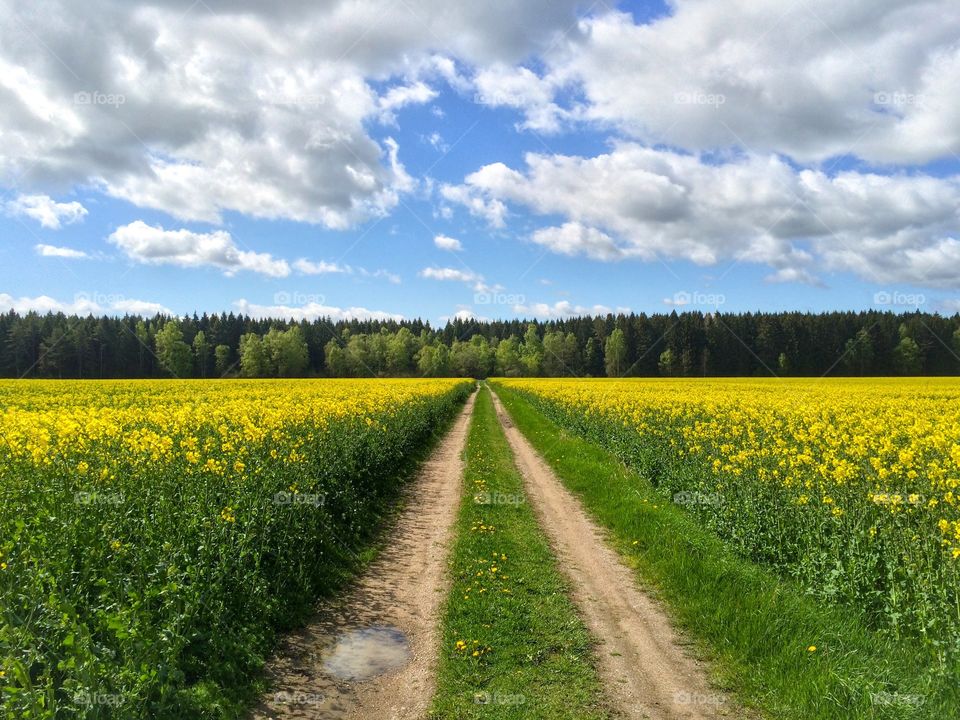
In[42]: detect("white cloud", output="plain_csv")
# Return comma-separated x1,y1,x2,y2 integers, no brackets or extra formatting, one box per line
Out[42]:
425,132,449,152
419,266,480,283
109,221,291,278
512,300,630,319
233,298,403,322
532,223,623,261
434,234,463,251
440,184,507,227
110,299,175,315
508,3,960,164
6,194,87,229
0,1,583,226
378,81,438,123
765,267,823,286
452,143,960,288
35,243,89,259
473,64,566,132
293,259,350,275
0,293,172,316
358,267,402,284
440,305,489,323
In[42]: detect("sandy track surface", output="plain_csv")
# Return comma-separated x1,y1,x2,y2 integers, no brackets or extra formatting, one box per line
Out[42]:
251,391,475,720
490,389,736,720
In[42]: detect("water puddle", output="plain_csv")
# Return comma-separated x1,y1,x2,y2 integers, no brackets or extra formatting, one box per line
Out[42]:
322,625,411,682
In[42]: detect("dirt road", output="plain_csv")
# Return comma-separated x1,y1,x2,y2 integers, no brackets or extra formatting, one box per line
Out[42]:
252,391,476,720
489,389,735,720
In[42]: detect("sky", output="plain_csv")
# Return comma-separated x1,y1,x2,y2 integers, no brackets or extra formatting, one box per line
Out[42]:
1,0,959,326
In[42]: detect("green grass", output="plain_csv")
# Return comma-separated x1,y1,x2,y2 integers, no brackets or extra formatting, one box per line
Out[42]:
491,382,955,720
430,386,610,720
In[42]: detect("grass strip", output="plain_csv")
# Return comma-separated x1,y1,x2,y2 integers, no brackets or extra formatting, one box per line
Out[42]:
430,386,610,720
491,382,953,720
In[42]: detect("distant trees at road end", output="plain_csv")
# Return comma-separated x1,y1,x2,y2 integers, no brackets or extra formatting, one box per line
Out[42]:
1,309,959,379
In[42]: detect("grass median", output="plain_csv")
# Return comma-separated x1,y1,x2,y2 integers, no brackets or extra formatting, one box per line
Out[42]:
429,385,610,720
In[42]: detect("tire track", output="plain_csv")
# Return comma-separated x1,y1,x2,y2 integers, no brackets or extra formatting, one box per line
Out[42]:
489,389,737,720
252,391,476,720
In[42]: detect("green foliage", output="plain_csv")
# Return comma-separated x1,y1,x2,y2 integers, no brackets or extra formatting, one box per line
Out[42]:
155,321,193,378
213,344,232,376
494,336,524,377
658,348,676,376
893,336,923,375
0,381,472,718
493,384,954,720
193,331,209,378
262,327,309,377
2,309,960,379
238,333,268,377
520,324,543,376
604,329,626,377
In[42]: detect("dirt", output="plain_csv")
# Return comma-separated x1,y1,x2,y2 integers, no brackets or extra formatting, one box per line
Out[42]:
251,391,476,720
489,389,738,720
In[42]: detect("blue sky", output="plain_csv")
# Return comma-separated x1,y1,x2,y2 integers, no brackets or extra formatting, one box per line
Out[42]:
1,0,959,324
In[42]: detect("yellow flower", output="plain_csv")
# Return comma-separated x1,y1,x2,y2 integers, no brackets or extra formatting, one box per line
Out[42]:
807,646,817,652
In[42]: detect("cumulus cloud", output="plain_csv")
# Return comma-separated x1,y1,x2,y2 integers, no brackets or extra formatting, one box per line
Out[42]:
473,64,566,132
512,300,630,319
433,234,463,251
532,223,624,261
449,143,960,288
0,0,583,226
108,221,291,277
35,243,88,259
378,81,438,123
358,267,402,284
233,298,403,322
440,184,507,227
440,306,490,323
0,292,171,316
293,259,349,275
501,2,960,164
419,266,480,283
5,194,87,229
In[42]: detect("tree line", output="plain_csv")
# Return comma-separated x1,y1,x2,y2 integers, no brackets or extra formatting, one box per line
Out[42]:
1,309,958,379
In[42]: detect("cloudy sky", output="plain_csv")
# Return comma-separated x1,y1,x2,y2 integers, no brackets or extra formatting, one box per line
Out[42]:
1,0,959,323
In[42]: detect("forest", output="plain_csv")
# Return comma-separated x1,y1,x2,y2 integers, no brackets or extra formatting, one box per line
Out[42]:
1,308,958,379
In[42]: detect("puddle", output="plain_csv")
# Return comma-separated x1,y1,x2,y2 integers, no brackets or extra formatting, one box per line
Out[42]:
323,625,412,682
